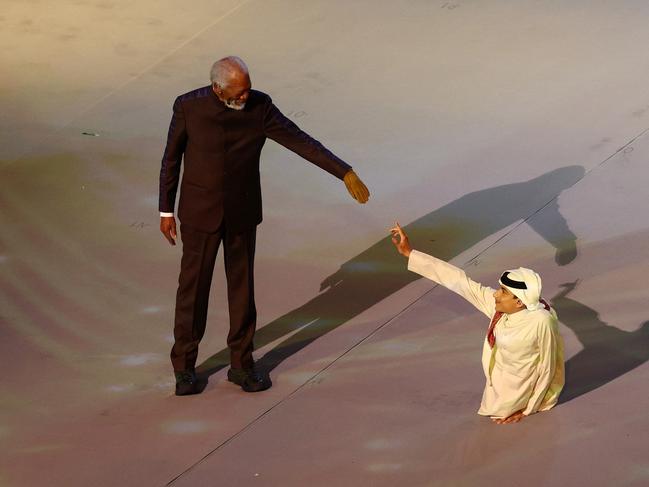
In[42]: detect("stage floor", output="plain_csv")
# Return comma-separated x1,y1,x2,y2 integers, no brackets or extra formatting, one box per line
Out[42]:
1,1,648,486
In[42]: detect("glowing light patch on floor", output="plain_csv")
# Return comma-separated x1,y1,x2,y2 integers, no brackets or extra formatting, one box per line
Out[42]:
140,306,162,314
120,353,163,366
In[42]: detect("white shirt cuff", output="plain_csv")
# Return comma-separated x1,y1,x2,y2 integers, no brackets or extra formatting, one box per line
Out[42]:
160,212,174,217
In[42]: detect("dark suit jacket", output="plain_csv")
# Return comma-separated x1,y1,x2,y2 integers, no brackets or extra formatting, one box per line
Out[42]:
159,86,352,233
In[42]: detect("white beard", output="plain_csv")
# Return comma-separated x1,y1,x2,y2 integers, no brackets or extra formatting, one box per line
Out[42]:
225,99,246,110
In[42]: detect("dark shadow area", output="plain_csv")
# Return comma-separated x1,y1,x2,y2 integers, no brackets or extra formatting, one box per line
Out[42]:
552,281,649,403
197,166,584,378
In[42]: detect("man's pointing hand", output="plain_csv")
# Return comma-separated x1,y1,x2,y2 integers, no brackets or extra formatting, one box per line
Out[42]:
390,222,412,257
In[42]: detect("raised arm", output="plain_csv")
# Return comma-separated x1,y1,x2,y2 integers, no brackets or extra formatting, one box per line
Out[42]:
391,222,496,318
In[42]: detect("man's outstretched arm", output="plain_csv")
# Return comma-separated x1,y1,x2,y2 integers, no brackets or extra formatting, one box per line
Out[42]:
262,99,369,203
390,222,496,318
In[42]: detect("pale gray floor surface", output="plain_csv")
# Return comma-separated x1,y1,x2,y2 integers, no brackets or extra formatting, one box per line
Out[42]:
1,1,648,486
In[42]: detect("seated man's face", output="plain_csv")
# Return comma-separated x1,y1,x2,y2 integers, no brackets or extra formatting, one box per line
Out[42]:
494,286,525,314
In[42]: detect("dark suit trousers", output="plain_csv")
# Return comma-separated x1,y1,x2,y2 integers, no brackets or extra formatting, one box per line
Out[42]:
170,224,257,371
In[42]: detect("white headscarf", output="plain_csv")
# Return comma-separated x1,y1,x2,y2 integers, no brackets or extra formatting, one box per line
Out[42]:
499,267,543,311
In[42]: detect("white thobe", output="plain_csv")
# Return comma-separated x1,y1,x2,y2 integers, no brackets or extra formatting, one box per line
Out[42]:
408,250,565,418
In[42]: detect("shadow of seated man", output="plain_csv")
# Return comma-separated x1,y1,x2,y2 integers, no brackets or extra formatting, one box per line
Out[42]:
552,281,649,403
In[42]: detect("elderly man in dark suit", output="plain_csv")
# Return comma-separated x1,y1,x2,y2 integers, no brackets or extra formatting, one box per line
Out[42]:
159,56,370,395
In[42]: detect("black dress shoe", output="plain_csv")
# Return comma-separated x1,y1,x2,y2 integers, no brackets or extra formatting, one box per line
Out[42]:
174,369,202,396
227,366,272,393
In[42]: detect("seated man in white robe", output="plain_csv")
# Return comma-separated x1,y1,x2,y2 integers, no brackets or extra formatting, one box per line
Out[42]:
390,222,565,424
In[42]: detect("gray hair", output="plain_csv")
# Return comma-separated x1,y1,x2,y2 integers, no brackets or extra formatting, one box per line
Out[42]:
209,56,249,87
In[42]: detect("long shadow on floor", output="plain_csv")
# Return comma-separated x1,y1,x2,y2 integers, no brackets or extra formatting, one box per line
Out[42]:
197,165,584,377
551,281,649,403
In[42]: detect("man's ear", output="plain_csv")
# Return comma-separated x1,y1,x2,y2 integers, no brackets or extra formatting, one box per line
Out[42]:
516,299,525,309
